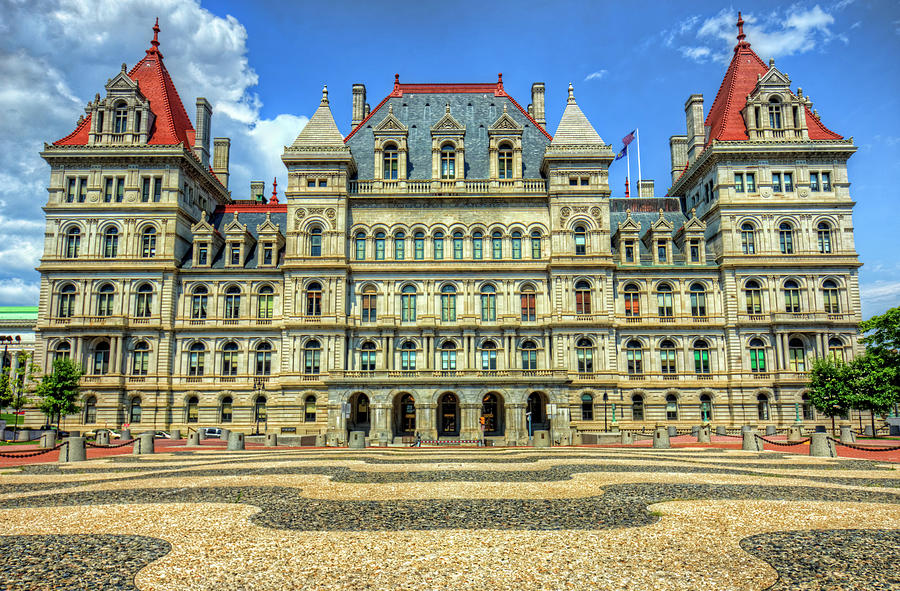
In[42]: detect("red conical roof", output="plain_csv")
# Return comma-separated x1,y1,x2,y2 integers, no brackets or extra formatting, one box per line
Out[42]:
54,19,196,147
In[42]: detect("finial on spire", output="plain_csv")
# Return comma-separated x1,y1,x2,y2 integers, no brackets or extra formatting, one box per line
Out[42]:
389,104,393,114
445,103,451,114
768,58,775,68
152,17,160,48
503,104,508,113
497,72,503,90
735,11,750,50
567,83,575,104
321,85,329,105
270,177,279,204
394,73,400,86
121,62,127,73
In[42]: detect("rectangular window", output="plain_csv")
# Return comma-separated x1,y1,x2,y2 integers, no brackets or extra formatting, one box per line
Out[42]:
434,237,443,260
690,239,700,262
355,237,366,260
401,294,416,322
521,349,537,371
492,236,502,259
481,349,497,370
657,240,666,262
401,350,416,371
104,178,114,202
318,179,327,187
361,294,377,322
511,236,521,259
569,177,578,186
441,294,456,322
258,294,274,319
395,237,405,260
481,294,496,321
307,179,316,187
115,177,125,202
441,350,457,371
230,244,241,265
746,172,756,192
624,241,634,263
197,243,208,266
772,172,782,192
414,236,424,260
580,177,589,186
153,177,162,202
694,349,710,374
734,173,744,193
453,236,463,259
263,244,274,266
521,293,536,321
67,178,76,203
783,172,793,192
78,177,88,202
531,236,540,259
821,172,831,191
473,236,482,260
141,178,150,202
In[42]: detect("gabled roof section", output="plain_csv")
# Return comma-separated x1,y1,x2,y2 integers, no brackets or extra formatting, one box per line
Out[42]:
430,104,464,133
373,104,407,132
291,86,347,148
550,84,603,146
490,105,523,132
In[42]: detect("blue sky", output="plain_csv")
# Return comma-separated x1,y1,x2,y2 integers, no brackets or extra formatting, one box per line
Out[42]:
0,0,898,315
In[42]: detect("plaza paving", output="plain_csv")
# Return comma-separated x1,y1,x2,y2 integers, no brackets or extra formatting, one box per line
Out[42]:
0,446,897,590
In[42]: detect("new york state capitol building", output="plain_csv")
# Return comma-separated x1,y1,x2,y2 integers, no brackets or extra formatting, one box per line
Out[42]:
32,18,862,444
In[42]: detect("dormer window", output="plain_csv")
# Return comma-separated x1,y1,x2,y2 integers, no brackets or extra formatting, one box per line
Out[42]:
624,240,634,263
689,239,701,262
262,242,274,266
197,242,208,266
657,239,667,263
440,144,456,179
229,242,241,265
383,144,399,180
768,97,782,129
114,102,128,134
498,143,513,179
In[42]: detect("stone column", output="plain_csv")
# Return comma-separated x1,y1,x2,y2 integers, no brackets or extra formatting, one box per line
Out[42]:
460,403,480,441
371,402,391,445
504,402,523,445
418,403,438,440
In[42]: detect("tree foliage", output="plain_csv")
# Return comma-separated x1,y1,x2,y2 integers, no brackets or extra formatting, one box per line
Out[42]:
35,358,83,429
859,306,900,353
807,356,853,418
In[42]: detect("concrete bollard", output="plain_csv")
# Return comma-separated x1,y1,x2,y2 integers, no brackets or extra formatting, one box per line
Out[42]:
788,425,803,442
169,429,181,441
863,425,874,438
741,425,754,434
691,425,700,438
132,432,155,455
348,430,366,449
697,425,711,444
120,428,132,441
667,425,677,438
765,425,777,436
620,431,634,445
58,437,86,463
198,428,206,441
96,431,110,446
653,426,670,449
572,432,583,446
533,430,551,448
809,432,837,457
715,426,726,436
39,431,57,449
16,430,30,442
742,429,764,452
840,425,855,444
315,434,326,447
265,433,278,447
220,428,230,441
187,431,200,446
227,431,245,451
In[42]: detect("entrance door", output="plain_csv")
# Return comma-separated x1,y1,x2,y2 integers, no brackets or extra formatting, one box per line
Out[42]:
527,392,549,432
395,393,416,436
348,393,370,436
438,393,459,437
481,393,504,436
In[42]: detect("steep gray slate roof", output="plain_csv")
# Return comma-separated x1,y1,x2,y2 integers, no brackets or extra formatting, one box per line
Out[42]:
292,87,346,148
180,210,288,269
550,85,605,146
345,92,551,180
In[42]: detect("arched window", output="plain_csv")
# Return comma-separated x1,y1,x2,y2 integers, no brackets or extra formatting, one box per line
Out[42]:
581,393,594,421
414,231,425,260
660,339,676,374
666,394,678,421
741,223,756,254
801,393,815,421
361,286,377,322
690,283,707,318
511,231,522,259
575,280,592,315
823,280,840,314
700,394,713,422
626,340,643,374
83,396,97,424
132,340,149,376
304,340,321,375
783,280,801,313
135,283,153,318
400,340,416,371
440,341,457,371
749,338,766,372
440,143,456,179
224,285,241,320
54,341,71,362
745,280,763,314
526,392,547,430
656,283,674,318
828,337,844,361
530,231,542,259
768,96,782,129
257,285,274,319
395,231,406,260
304,395,317,422
757,393,770,421
93,341,110,375
789,338,806,372
306,282,322,317
186,396,199,423
632,394,644,421
624,283,640,317
521,340,537,370
222,341,239,376
188,342,205,376
472,231,483,259
309,227,322,257
355,232,366,260
129,396,142,423
817,222,833,254
97,284,115,317
114,102,128,133
491,231,502,259
521,285,536,321
383,143,399,180
576,338,593,374
452,231,463,259
439,392,459,436
481,340,498,371
65,227,81,258
440,284,457,322
255,396,267,423
433,231,444,260
481,393,501,434
574,225,586,255
220,396,233,423
779,222,794,254
190,285,208,319
400,285,417,322
693,339,710,374
102,227,118,258
498,142,513,179
480,284,496,321
360,341,376,372
255,342,272,376
140,227,157,258
58,285,76,318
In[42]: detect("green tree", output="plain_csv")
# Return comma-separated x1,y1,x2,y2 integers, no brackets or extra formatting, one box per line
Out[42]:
859,306,900,353
857,306,900,429
35,358,83,430
1,352,36,431
847,351,900,436
807,356,853,435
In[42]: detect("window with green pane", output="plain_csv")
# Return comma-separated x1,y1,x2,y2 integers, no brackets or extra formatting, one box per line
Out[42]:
400,285,417,322
480,284,496,321
440,284,456,321
452,231,463,259
693,340,710,374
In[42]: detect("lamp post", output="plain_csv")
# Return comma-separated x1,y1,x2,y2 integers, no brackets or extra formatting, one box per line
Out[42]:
254,379,265,436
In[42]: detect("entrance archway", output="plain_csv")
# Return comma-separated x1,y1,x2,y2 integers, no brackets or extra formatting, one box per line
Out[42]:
437,392,459,437
481,393,505,436
348,392,370,436
394,393,416,437
527,392,549,432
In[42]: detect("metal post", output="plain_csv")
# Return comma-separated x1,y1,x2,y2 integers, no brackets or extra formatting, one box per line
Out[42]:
603,393,608,431
794,402,800,423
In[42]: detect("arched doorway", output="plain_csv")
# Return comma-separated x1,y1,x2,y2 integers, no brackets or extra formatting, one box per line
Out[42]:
394,393,416,437
481,393,504,436
527,392,549,433
348,392,370,435
437,393,459,437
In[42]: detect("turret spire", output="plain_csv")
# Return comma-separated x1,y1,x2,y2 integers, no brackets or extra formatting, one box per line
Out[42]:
735,11,750,51
270,177,279,204
147,17,163,57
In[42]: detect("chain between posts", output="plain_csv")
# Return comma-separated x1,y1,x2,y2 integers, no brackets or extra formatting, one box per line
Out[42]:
754,434,811,446
86,438,137,449
0,442,65,459
826,437,900,452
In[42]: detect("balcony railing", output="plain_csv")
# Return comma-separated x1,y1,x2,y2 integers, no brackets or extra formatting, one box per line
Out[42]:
348,178,547,195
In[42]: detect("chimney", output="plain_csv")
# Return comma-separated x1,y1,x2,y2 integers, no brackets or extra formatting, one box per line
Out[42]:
531,82,546,127
669,135,688,183
685,94,705,163
351,84,366,127
212,137,230,189
637,179,655,198
194,98,212,167
250,180,265,202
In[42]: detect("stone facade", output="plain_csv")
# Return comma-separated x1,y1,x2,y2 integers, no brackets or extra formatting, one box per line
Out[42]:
30,19,867,441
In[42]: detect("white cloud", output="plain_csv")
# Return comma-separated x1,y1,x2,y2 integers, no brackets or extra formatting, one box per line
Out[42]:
0,278,40,306
584,70,608,82
860,281,900,317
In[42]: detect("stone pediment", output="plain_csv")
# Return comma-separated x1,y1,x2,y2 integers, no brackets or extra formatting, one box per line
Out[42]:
650,210,674,232
256,211,282,235
191,211,217,234
105,64,140,93
751,65,792,98
431,105,465,134
489,106,523,133
224,212,249,235
374,105,407,133
617,210,642,233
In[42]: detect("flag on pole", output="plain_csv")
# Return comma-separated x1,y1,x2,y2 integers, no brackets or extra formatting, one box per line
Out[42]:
614,129,636,161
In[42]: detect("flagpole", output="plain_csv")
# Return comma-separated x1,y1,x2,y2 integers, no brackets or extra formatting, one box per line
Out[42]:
626,147,631,197
636,127,642,185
